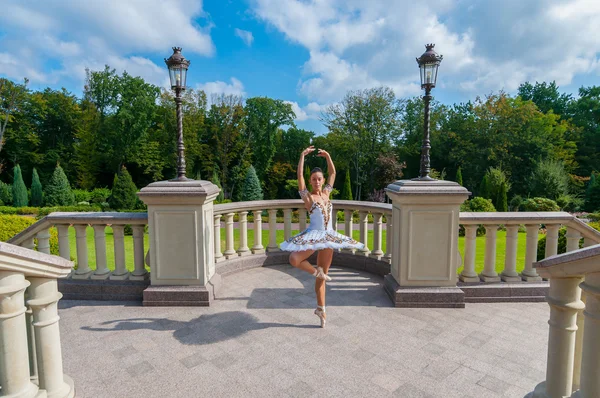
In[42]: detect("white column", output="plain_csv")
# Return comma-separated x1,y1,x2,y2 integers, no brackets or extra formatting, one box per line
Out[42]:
479,225,500,282
533,277,584,398
343,209,354,253
298,208,307,232
36,229,51,254
22,238,35,250
370,213,384,260
214,214,224,262
110,225,128,280
223,213,236,258
267,209,279,252
384,213,392,262
237,211,251,257
56,224,71,261
460,225,479,282
545,224,560,259
130,225,149,280
283,209,292,241
521,224,542,282
501,225,521,282
358,211,370,256
27,277,74,398
24,288,37,384
579,272,600,398
72,224,92,279
91,224,110,280
566,228,582,253
0,272,39,398
252,211,265,254
566,227,584,392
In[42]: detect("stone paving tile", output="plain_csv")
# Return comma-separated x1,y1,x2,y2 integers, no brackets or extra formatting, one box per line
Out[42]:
59,265,550,398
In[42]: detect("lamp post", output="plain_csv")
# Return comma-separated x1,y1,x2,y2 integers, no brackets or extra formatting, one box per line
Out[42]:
414,43,443,181
165,47,191,181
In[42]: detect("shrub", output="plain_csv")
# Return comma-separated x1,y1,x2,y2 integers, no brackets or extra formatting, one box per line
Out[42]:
0,206,18,214
509,195,523,211
341,169,353,200
585,173,600,212
521,197,560,212
455,167,463,186
589,221,600,232
461,197,496,212
16,206,38,215
0,214,36,242
36,205,102,217
241,165,263,201
212,169,225,203
557,194,584,212
44,164,75,206
12,165,28,207
496,182,508,212
108,167,138,210
89,188,111,204
530,159,570,200
73,189,91,203
0,181,11,206
587,213,600,222
31,168,43,207
479,174,491,199
537,226,583,261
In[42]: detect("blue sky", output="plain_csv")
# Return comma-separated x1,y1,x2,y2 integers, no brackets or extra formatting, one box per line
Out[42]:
1,0,600,134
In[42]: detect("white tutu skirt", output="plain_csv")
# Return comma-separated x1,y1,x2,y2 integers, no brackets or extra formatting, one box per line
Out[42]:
280,228,365,252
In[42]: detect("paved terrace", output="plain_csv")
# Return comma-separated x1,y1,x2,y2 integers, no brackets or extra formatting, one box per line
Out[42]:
59,265,549,398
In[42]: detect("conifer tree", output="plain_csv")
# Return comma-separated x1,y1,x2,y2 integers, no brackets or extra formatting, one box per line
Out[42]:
585,173,600,212
44,164,75,206
341,169,353,200
241,165,263,201
496,182,508,212
479,174,491,199
455,167,463,186
12,165,28,207
212,169,225,202
108,166,138,210
31,168,43,207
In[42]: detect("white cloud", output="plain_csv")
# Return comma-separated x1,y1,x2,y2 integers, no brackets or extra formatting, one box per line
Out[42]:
284,100,330,121
234,28,254,46
284,101,308,121
197,77,246,98
0,0,214,87
253,0,600,102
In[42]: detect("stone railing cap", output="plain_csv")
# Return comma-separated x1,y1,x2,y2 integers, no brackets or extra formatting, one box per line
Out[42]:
534,243,600,275
138,179,220,197
460,211,573,224
214,199,392,214
0,241,73,278
385,179,471,196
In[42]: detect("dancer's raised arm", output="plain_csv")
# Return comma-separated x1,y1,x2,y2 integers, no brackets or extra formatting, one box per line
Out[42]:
298,146,315,191
318,149,336,193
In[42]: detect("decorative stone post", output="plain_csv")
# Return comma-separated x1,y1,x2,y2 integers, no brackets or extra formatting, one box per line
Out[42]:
138,180,220,306
384,180,470,308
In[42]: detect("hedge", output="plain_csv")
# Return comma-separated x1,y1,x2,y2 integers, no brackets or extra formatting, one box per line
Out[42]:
0,215,36,242
0,205,102,217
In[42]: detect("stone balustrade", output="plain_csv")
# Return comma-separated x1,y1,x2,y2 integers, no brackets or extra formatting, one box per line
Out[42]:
529,243,600,398
0,241,75,398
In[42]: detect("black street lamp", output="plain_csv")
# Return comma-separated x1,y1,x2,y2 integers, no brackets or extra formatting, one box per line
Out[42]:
165,47,191,181
414,43,443,181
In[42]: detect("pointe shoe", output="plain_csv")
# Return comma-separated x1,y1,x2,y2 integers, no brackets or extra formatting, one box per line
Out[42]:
315,267,332,282
314,307,326,328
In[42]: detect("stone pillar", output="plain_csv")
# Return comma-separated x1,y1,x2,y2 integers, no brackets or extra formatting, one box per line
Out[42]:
251,211,265,254
56,225,71,261
130,225,149,281
522,224,542,282
223,213,236,258
358,211,370,256
459,225,479,283
578,272,600,398
110,225,129,280
501,225,522,282
480,225,501,282
91,224,110,280
214,214,224,262
237,211,251,257
545,224,560,259
267,209,279,252
138,180,220,306
72,225,93,279
566,227,583,392
370,213,384,260
0,271,39,398
27,277,75,398
383,180,470,308
343,209,354,254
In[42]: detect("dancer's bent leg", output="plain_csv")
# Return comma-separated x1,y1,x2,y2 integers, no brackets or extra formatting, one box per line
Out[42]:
289,250,316,275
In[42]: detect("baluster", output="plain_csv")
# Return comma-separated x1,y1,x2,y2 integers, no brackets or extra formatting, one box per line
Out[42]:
22,237,35,250
501,225,521,282
252,210,265,254
358,211,370,256
36,228,51,254
460,225,479,282
479,225,500,282
56,224,71,260
267,209,279,252
545,224,560,259
299,208,307,231
110,225,128,280
521,224,542,282
283,209,292,241
25,288,38,384
566,228,584,392
0,272,39,397
579,273,600,397
343,209,354,253
91,224,110,280
130,225,149,280
238,211,250,256
384,213,392,262
27,277,73,397
214,214,224,262
72,224,92,279
583,237,596,248
223,213,236,258
370,213,383,260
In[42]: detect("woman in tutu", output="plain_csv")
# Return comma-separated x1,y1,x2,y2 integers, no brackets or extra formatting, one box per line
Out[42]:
280,146,364,327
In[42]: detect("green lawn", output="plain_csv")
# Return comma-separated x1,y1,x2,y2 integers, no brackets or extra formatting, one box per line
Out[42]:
65,226,536,276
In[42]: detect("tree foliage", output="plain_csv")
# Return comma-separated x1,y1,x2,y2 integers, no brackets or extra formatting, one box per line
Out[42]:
108,166,138,210
341,169,353,200
12,165,28,207
31,168,43,207
44,164,75,206
241,165,263,202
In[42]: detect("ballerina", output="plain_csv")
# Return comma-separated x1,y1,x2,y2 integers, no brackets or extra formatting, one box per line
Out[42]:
280,146,364,327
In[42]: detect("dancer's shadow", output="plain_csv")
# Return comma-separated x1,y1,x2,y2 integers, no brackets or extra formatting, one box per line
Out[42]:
81,311,318,345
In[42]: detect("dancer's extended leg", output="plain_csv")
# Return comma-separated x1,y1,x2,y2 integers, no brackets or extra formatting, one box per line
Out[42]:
314,249,333,327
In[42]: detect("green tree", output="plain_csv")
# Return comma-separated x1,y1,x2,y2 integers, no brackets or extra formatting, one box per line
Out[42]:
44,164,75,206
212,169,225,202
586,173,600,212
341,169,353,200
0,77,29,155
12,165,28,207
304,165,311,191
277,127,314,165
455,167,463,186
108,166,138,210
517,81,574,116
530,159,570,200
0,181,11,205
31,168,43,206
496,182,508,212
241,165,263,201
479,174,491,199
573,86,600,176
